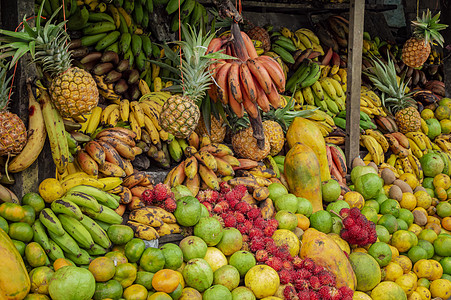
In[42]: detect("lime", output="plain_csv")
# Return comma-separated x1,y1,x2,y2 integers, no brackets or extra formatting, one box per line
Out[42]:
326,200,350,215
441,273,451,281
331,216,343,235
309,210,332,234
425,188,435,198
398,208,414,227
374,193,388,206
417,239,434,259
364,200,380,213
268,183,288,200
361,206,378,224
274,194,298,213
368,242,392,267
21,192,45,214
391,230,418,253
380,199,401,218
274,210,298,231
8,222,33,243
417,229,438,244
433,234,451,256
417,278,430,288
436,201,451,218
296,197,313,217
423,177,434,189
321,180,341,203
376,225,390,243
407,246,428,264
396,219,408,231
440,257,451,275
355,173,383,200
377,214,398,234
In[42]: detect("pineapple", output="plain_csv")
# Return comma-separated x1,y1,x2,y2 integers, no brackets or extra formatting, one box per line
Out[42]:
366,57,420,133
402,9,448,68
262,120,284,156
247,26,271,52
231,118,271,162
158,25,220,139
0,5,98,117
196,114,227,143
0,61,27,156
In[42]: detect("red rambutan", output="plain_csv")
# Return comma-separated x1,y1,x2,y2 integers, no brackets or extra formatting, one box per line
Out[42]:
233,185,248,198
318,286,332,300
282,260,293,271
247,207,261,219
163,198,177,212
255,249,269,262
228,199,240,210
250,238,265,252
318,270,336,286
235,201,251,213
312,265,324,275
253,217,266,229
309,291,320,300
223,215,237,228
237,223,248,234
267,218,279,228
338,286,354,298
219,181,231,194
154,183,173,202
263,225,276,237
213,200,229,214
266,256,283,271
266,244,279,256
141,189,155,205
283,285,298,300
249,228,264,240
234,212,246,223
308,276,321,290
297,290,310,299
278,269,292,284
201,201,213,213
294,278,310,291
292,256,303,269
242,234,249,243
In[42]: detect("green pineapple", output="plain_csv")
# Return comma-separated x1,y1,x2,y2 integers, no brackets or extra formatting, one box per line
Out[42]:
366,57,420,133
0,60,27,156
0,3,98,117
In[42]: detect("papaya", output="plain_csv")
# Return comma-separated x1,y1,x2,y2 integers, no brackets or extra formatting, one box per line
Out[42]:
286,117,331,182
0,227,30,300
284,142,323,212
300,228,357,290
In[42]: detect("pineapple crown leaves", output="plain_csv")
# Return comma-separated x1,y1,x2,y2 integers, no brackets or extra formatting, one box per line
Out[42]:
412,9,448,46
0,59,13,111
364,56,414,114
150,24,234,105
0,2,71,73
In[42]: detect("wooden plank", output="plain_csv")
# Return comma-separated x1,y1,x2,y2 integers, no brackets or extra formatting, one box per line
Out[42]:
345,0,365,171
441,0,451,97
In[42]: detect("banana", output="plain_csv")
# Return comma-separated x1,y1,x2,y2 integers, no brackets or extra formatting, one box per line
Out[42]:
407,154,423,181
130,101,145,127
46,239,64,261
435,137,451,153
126,221,159,240
408,138,424,158
215,157,235,176
128,208,164,227
420,118,429,135
143,116,161,146
400,157,413,174
61,176,105,193
85,106,102,136
8,83,46,173
51,199,84,221
394,158,404,175
311,81,325,101
361,135,384,165
48,230,82,258
86,243,107,256
155,223,182,237
195,151,217,171
184,156,198,179
327,77,344,97
32,219,51,253
85,140,106,166
98,136,135,160
40,208,66,236
96,128,136,145
64,189,102,211
405,132,427,151
198,164,220,191
98,161,126,177
80,204,123,225
98,177,123,191
58,214,95,249
168,139,183,162
78,214,111,249
77,150,99,176
107,108,121,127
118,99,130,122
365,129,389,152
319,77,337,99
170,161,186,188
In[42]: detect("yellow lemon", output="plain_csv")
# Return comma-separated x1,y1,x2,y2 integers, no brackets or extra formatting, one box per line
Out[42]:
408,224,423,236
371,281,407,300
395,273,417,295
407,291,422,300
413,259,434,280
343,191,365,209
434,174,451,190
399,173,419,190
415,286,431,300
420,109,434,120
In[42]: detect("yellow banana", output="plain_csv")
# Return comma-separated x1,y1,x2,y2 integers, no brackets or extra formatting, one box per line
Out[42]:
119,99,130,122
198,165,220,191
326,77,344,97
365,129,389,153
153,77,162,92
143,115,161,146
130,101,145,127
98,177,123,191
400,157,413,174
85,106,103,135
138,79,151,95
101,104,119,126
107,108,120,127
407,155,423,181
387,154,398,167
407,138,424,158
420,118,429,135
129,112,142,141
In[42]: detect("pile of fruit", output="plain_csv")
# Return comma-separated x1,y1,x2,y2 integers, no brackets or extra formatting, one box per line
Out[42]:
1,0,451,299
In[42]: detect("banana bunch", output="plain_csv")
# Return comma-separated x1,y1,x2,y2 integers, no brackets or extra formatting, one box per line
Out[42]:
164,0,208,33
427,48,443,65
33,184,124,264
127,206,181,240
384,132,413,159
324,16,350,51
333,110,377,133
424,80,446,97
405,131,433,159
386,153,424,182
264,51,289,80
300,105,336,137
360,134,385,165
359,86,387,118
286,56,321,93
252,39,265,56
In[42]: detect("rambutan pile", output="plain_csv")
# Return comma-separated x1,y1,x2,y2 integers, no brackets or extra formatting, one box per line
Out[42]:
140,183,177,212
338,207,377,247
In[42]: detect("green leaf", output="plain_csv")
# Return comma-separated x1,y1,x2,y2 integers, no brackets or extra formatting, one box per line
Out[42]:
29,40,36,58
10,45,29,66
149,59,180,76
216,101,231,128
0,30,34,41
201,95,211,134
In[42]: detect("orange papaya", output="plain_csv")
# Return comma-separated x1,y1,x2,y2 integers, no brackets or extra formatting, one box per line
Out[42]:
300,228,357,290
286,117,331,182
284,142,323,212
0,227,30,299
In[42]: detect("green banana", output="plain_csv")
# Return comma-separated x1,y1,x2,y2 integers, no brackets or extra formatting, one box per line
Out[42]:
360,111,372,122
131,34,143,57
63,190,101,213
50,199,84,221
85,243,107,256
58,214,95,250
64,248,92,265
359,119,377,130
168,139,183,162
273,155,285,165
39,208,65,236
88,12,115,24
299,62,321,88
123,0,135,14
105,41,120,53
286,60,310,92
145,0,154,13
80,31,107,46
333,117,347,130
142,12,149,28
94,220,112,232
78,215,112,249
47,239,65,261
166,0,185,14
65,131,77,149
48,230,82,258
124,47,134,67
133,1,144,25
80,205,123,225
67,185,111,206
118,13,129,34
119,32,132,54
102,195,120,210
136,51,146,71
141,35,152,57
271,44,295,64
95,31,121,51
274,38,297,52
83,21,116,35
32,219,51,253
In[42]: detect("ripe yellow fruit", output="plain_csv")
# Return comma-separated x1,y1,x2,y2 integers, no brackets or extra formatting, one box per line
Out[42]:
383,262,404,281
392,255,412,274
395,274,417,295
400,192,417,210
429,279,451,299
38,178,64,203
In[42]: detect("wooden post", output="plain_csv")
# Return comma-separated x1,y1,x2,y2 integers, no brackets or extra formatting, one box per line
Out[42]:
1,0,55,199
441,0,451,97
345,0,365,171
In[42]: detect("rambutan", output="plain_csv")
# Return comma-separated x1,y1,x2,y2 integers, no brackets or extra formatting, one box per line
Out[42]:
329,287,341,300
247,207,261,219
277,245,292,261
312,265,324,275
223,215,237,228
292,256,303,269
263,225,276,237
234,212,245,223
267,218,279,228
201,201,213,213
163,198,177,212
248,228,263,240
237,223,248,234
266,244,279,256
301,258,315,271
219,181,231,194
338,286,354,298
278,269,292,284
233,185,248,198
318,270,336,286
250,238,265,252
204,190,220,203
283,285,299,300
309,291,320,300
282,260,293,271
213,200,229,214
297,290,310,299
141,189,155,205
154,183,173,202
308,276,321,290
266,256,283,271
297,268,312,280
263,237,275,247
243,220,253,231
235,201,251,213
228,199,240,210
255,249,269,262
318,286,332,300
253,217,266,229
294,278,309,291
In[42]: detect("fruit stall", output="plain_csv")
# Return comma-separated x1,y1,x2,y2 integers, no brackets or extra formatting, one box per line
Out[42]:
1,0,451,299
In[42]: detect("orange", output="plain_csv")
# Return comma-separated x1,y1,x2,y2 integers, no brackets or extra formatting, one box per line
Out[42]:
388,245,399,261
408,224,423,236
152,269,180,293
89,257,116,282
413,259,436,280
442,217,451,231
105,250,128,266
296,214,310,230
391,230,418,253
400,193,417,211
417,229,438,244
343,191,365,209
415,286,431,300
395,273,417,296
424,222,441,235
393,255,412,274
53,258,74,271
414,190,432,210
123,284,148,300
38,178,64,203
399,173,419,190
429,259,444,280
383,262,403,281
147,292,172,300
429,279,451,299
427,215,441,225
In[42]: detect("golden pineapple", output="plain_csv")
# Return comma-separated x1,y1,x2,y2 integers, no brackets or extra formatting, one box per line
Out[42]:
232,127,270,162
0,62,27,156
366,57,420,133
158,26,222,139
247,26,271,52
0,5,98,117
262,120,284,156
402,10,448,68
196,114,227,143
